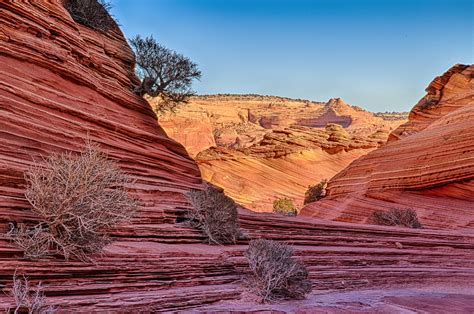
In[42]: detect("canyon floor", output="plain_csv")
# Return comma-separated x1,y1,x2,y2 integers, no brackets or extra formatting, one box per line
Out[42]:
201,285,474,313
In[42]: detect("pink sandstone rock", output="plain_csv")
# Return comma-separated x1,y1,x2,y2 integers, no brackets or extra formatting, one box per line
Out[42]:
159,95,407,211
302,64,474,230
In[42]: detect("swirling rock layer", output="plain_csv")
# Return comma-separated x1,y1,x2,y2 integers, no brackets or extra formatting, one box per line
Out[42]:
0,1,202,211
197,124,384,211
158,95,407,211
302,64,474,230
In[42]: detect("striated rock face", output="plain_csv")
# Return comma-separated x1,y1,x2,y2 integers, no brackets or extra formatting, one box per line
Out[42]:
158,94,407,154
155,102,217,157
0,2,202,205
0,0,203,305
389,64,473,141
159,95,407,211
197,124,384,211
302,64,474,230
1,208,474,312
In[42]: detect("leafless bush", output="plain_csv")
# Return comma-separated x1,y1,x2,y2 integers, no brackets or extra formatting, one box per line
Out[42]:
7,224,52,260
9,141,138,261
63,0,118,32
303,179,327,205
186,184,240,245
246,239,312,303
7,274,54,314
370,208,422,229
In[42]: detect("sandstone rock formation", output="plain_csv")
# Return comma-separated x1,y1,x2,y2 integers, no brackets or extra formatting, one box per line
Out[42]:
158,94,406,155
0,2,472,312
156,94,327,156
197,124,382,211
302,64,474,230
158,95,407,211
2,208,474,312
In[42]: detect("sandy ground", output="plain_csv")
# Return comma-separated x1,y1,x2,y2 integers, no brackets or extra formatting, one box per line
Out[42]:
197,284,474,313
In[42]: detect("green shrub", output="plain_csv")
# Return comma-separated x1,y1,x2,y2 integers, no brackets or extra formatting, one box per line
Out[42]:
370,208,422,229
246,239,312,302
186,184,240,244
303,179,327,205
272,197,297,216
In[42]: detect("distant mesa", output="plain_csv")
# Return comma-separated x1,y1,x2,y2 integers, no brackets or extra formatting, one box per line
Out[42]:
298,98,353,128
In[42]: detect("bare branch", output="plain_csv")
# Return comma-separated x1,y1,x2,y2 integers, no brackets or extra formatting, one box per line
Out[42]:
370,208,422,229
185,183,240,245
246,239,312,302
8,274,55,314
63,0,118,32
9,141,138,262
129,35,202,113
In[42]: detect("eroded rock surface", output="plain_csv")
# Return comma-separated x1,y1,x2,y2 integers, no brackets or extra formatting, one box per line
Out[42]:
1,209,473,312
158,95,407,211
302,64,474,230
197,124,384,211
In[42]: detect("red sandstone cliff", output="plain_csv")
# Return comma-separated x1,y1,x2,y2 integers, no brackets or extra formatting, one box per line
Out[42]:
0,3,473,312
302,64,474,230
0,2,202,200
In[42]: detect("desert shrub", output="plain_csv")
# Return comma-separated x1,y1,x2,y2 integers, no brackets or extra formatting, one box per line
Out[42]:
370,208,422,229
303,179,328,205
7,224,53,260
272,197,297,216
63,0,118,32
418,97,439,111
129,35,201,114
9,141,138,261
246,239,312,303
7,274,54,314
186,184,240,245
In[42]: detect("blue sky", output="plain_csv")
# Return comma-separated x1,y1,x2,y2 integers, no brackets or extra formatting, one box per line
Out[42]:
109,0,473,112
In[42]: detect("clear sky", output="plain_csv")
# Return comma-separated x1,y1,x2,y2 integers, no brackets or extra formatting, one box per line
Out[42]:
109,0,473,112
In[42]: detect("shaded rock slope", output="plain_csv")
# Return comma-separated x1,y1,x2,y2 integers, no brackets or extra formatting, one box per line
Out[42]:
302,64,474,230
0,2,473,312
158,95,407,211
0,1,202,230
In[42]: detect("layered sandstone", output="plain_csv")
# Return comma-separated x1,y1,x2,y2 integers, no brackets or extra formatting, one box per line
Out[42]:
197,124,384,211
302,64,474,230
158,95,407,211
156,94,327,156
0,0,202,307
1,209,473,312
158,95,406,156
